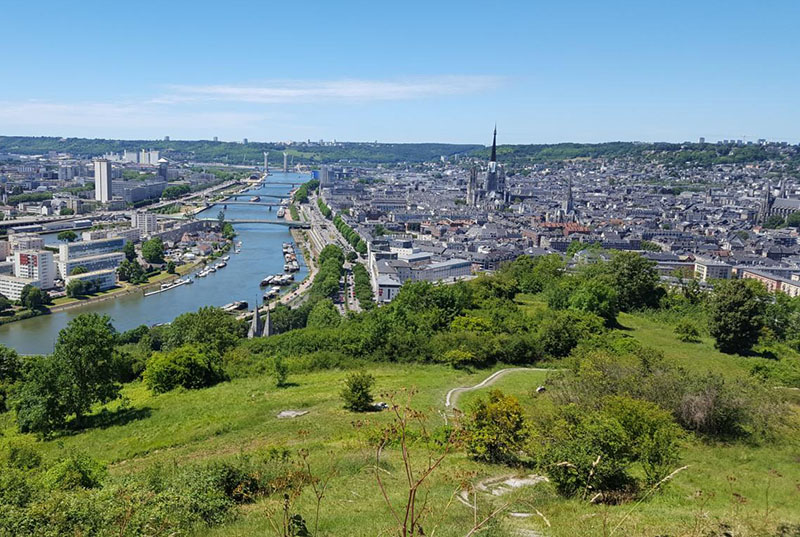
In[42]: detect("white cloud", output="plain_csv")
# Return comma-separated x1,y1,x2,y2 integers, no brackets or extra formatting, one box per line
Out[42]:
155,75,504,104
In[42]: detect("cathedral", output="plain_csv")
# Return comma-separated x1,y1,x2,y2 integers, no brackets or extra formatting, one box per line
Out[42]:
467,127,507,207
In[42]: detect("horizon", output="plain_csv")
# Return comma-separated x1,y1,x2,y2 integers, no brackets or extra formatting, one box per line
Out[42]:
1,1,798,144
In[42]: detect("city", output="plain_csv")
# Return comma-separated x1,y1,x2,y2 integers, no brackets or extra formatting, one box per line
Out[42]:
1,1,799,537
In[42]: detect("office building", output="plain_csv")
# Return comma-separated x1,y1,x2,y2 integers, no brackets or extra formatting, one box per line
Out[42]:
132,211,158,236
65,268,117,292
94,159,112,202
57,236,126,279
14,250,55,289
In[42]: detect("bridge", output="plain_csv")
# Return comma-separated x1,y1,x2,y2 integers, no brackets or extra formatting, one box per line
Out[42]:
195,217,309,228
225,194,285,200
207,200,281,208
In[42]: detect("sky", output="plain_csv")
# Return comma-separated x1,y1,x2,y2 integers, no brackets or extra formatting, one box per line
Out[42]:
1,0,798,145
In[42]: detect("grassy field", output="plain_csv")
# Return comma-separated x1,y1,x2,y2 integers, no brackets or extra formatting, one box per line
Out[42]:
1,305,799,536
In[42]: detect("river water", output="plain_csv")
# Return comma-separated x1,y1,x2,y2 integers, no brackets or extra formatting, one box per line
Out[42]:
0,173,309,355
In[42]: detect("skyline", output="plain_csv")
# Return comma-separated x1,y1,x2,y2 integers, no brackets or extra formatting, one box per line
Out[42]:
1,0,798,144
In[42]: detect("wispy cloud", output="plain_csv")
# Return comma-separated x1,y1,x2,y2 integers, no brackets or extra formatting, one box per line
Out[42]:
154,75,504,104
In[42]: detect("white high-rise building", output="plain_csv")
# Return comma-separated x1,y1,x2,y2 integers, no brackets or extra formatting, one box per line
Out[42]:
94,159,112,202
132,211,158,236
14,250,55,289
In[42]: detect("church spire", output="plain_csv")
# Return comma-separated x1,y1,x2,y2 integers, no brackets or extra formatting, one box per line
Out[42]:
490,125,497,162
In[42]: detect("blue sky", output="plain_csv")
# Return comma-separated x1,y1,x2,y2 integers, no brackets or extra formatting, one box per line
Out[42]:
1,0,798,144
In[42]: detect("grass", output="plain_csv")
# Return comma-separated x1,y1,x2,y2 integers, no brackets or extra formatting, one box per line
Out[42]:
1,303,799,536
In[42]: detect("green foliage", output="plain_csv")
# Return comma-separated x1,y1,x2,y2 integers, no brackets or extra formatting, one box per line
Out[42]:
42,452,107,490
536,395,680,496
605,251,663,311
352,263,374,309
340,371,374,412
0,345,21,412
57,230,78,242
306,298,341,329
7,191,52,204
0,294,10,313
317,198,332,219
66,279,90,298
786,211,800,228
144,345,227,393
673,320,701,342
123,241,136,262
764,214,786,229
569,278,619,325
166,260,176,274
59,207,75,215
708,279,766,354
167,307,244,355
141,237,165,264
69,265,88,275
14,314,119,434
20,284,47,311
272,355,288,387
161,184,191,199
292,179,318,203
466,390,529,463
117,259,148,284
333,214,365,252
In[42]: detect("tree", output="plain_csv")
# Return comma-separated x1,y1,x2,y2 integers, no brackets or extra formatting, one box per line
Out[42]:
674,321,701,342
123,241,136,262
273,355,288,387
708,279,766,354
141,237,165,264
217,210,226,228
787,211,800,228
0,294,11,314
340,371,375,412
764,214,785,229
117,259,147,284
143,345,226,393
15,314,119,433
0,345,21,412
20,285,46,311
166,261,176,274
69,266,87,275
166,306,243,355
57,230,77,243
59,207,75,216
466,389,529,464
569,279,619,325
604,251,663,311
306,299,341,329
65,279,88,298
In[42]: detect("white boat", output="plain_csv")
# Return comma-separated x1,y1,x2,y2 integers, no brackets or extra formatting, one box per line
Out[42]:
222,255,230,261
217,261,227,269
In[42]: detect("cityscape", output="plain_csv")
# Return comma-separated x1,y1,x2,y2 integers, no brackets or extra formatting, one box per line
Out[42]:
1,1,799,536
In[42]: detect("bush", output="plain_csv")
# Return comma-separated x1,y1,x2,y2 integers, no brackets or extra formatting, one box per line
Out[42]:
143,345,227,393
466,390,529,464
340,371,375,412
674,320,701,342
42,452,106,490
272,355,288,387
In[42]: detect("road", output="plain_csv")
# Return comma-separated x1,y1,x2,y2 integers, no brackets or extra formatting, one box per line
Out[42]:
444,367,556,409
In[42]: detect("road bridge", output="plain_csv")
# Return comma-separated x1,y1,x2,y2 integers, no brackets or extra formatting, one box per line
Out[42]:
195,217,309,228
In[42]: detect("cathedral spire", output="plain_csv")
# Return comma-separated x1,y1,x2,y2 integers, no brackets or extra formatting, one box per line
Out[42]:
490,125,497,162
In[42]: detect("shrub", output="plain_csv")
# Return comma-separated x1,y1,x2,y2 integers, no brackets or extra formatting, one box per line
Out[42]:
272,355,288,387
674,321,701,342
340,371,375,412
466,390,529,464
143,345,227,393
42,452,106,490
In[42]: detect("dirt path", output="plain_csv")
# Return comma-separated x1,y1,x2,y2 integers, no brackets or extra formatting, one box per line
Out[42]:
445,367,555,408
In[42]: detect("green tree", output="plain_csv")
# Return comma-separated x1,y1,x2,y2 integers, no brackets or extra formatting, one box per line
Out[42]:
674,320,701,342
0,345,21,412
569,279,619,325
59,207,75,216
0,294,11,314
466,390,529,464
272,355,288,387
69,266,87,275
708,279,766,354
217,210,226,228
117,259,147,284
764,214,785,229
306,299,341,329
57,230,78,243
166,306,243,355
141,237,165,264
123,241,136,262
787,211,800,228
340,371,375,412
166,261,176,274
143,345,226,393
20,285,47,311
65,279,88,298
15,314,119,433
604,252,663,311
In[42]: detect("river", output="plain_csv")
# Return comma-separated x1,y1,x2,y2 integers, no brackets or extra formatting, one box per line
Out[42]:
0,172,309,355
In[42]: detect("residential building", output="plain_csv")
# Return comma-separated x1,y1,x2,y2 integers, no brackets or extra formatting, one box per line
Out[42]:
13,250,55,289
94,159,112,202
132,211,158,236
